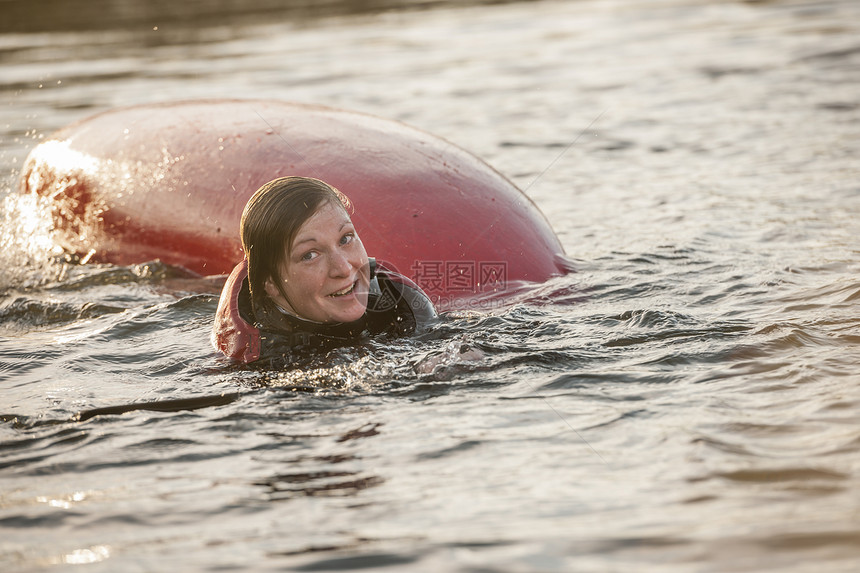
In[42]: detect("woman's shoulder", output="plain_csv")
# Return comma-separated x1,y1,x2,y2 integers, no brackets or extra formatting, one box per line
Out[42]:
211,260,261,363
367,258,438,334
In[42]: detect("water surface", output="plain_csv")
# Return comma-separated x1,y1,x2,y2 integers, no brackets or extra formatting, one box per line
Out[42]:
2,0,859,571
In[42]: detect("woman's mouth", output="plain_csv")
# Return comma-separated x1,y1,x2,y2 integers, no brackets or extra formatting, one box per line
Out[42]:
329,281,357,297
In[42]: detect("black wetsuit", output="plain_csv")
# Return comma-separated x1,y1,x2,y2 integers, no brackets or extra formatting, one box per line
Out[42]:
212,258,437,366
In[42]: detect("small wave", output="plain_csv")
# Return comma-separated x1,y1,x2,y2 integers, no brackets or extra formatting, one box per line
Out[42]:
45,260,202,292
0,297,125,334
604,309,749,349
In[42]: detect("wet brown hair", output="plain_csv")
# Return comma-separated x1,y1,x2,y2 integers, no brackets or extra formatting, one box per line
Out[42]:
240,176,351,319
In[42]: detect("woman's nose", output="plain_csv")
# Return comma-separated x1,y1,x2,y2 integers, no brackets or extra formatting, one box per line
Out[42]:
329,250,352,276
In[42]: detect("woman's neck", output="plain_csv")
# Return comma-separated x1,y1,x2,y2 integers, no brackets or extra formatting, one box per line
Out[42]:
274,303,325,325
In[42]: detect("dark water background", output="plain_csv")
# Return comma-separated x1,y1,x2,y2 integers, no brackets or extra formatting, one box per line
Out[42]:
2,0,860,570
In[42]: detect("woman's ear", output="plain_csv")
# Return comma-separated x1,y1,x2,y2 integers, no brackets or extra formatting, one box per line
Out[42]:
264,275,295,314
264,277,281,300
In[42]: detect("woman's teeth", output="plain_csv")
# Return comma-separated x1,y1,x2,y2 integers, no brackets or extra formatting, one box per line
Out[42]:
330,283,355,297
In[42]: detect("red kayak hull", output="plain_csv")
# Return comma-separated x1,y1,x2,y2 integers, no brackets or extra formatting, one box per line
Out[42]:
20,99,566,306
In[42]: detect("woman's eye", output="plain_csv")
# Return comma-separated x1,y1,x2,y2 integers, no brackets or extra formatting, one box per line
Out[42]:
340,232,355,245
300,251,318,262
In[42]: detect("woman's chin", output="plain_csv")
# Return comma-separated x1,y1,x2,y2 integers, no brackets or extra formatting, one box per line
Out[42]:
323,297,367,323
330,305,366,323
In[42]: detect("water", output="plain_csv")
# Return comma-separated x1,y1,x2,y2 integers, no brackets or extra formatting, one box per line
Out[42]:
2,0,860,570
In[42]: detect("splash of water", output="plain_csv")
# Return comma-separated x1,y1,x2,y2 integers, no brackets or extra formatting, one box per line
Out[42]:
0,191,66,290
253,353,397,392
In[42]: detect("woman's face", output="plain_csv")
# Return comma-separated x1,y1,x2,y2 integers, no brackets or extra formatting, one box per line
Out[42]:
265,201,370,323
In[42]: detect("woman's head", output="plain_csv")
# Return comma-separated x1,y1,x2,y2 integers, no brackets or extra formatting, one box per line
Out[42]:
240,176,370,324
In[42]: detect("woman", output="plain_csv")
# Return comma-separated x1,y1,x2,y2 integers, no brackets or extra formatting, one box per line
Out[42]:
212,176,437,366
